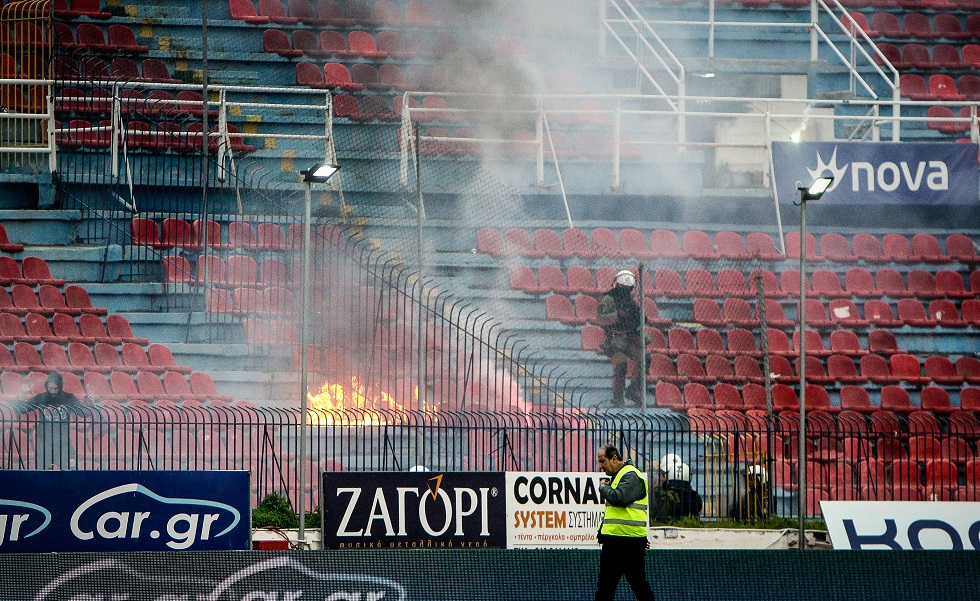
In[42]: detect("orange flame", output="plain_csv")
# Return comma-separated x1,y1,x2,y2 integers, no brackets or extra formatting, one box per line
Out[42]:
306,377,438,425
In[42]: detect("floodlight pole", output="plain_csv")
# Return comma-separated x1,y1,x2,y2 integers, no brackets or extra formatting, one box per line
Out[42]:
797,187,808,551
297,164,339,546
298,176,313,546
793,176,831,550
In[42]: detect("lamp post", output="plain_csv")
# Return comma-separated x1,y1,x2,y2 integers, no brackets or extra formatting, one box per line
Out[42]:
795,175,833,550
297,162,340,546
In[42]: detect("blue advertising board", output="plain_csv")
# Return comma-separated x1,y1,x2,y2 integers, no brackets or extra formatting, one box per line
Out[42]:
772,141,979,205
0,471,249,552
322,471,507,549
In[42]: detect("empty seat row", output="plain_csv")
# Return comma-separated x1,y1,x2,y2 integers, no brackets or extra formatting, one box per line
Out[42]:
0,313,143,345
513,264,979,300
265,28,404,59
644,350,977,390
901,73,976,100
55,22,148,54
206,287,295,316
56,88,215,119
692,296,980,329
480,227,980,264
132,218,334,252
56,120,254,154
657,378,980,415
55,55,179,84
232,0,438,28
0,256,63,287
876,43,980,70
0,370,231,404
848,11,980,40
0,341,186,375
53,0,111,20
0,284,106,317
928,105,980,134
582,324,907,357
332,93,397,121
164,255,293,289
0,52,48,80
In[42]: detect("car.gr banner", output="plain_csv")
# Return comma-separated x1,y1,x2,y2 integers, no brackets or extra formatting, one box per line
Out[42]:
772,141,979,205
506,472,606,549
822,501,980,550
0,470,249,552
322,471,507,549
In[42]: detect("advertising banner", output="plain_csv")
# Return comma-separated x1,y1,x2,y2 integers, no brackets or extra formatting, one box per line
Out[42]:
0,470,249,552
506,472,605,548
772,141,979,205
322,471,507,549
822,501,980,550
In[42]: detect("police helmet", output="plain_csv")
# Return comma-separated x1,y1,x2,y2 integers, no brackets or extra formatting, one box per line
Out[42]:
659,453,681,474
669,462,691,482
746,464,768,483
614,270,636,288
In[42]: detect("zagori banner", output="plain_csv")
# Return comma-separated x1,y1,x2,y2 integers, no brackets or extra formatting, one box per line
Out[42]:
321,471,507,549
822,501,980,550
0,471,249,552
772,141,979,205
506,472,606,549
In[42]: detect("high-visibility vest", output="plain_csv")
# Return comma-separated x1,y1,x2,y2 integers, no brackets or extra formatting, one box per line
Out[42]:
599,464,649,538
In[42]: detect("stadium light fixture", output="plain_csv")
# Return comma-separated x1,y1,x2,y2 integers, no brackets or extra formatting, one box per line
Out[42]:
297,162,340,546
794,176,832,551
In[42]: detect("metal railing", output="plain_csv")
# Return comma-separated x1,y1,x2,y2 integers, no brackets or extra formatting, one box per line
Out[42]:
3,404,972,517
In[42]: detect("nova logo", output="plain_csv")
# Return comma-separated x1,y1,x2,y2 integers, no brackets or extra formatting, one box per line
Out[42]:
0,499,50,546
70,483,241,550
808,146,949,193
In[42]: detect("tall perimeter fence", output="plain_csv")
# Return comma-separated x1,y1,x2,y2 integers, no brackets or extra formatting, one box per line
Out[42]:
5,403,975,519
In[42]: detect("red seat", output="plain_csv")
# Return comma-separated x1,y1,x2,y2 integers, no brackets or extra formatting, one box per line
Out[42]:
693,298,724,327
800,298,834,329
930,299,966,327
881,384,915,413
759,299,793,328
934,13,970,40
108,24,148,53
667,328,697,356
819,233,855,262
682,230,718,260
65,284,109,315
649,229,683,258
946,234,978,264
851,234,887,263
22,257,64,287
562,228,592,258
545,294,577,324
509,265,544,293
533,228,573,259
901,43,933,69
890,353,930,385
829,329,868,356
580,325,605,353
647,353,680,383
811,270,847,298
619,228,655,259
904,12,939,38
900,74,932,100
843,12,878,37
745,232,783,260
189,372,234,402
575,295,599,324
295,61,326,87
828,299,869,328
537,265,570,294
107,314,148,345
504,227,543,258
874,268,909,298
748,269,786,298
722,298,757,327
677,354,709,383
652,268,685,297
717,269,751,298
935,270,970,298
897,298,938,327
794,329,832,357
727,328,761,357
230,0,270,23
872,12,907,37
863,300,902,327
733,356,764,384
840,386,875,414
264,28,303,57
785,232,822,262
685,268,719,297
653,381,684,410
591,228,623,258
705,354,737,382
963,300,980,327
860,353,900,384
475,227,503,256
828,354,863,384
715,231,749,260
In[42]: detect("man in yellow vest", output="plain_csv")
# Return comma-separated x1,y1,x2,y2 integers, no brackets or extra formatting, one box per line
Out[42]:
595,444,656,601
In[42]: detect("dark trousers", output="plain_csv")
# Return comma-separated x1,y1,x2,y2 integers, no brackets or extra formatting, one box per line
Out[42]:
594,535,656,601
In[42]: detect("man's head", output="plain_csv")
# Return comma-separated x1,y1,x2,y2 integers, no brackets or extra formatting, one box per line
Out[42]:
613,270,636,289
45,372,64,395
597,444,625,476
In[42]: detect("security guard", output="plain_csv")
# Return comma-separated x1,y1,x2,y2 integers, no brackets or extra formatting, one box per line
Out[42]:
595,444,656,601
